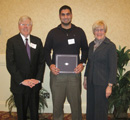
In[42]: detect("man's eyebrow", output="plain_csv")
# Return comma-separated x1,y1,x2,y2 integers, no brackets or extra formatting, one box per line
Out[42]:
61,13,70,15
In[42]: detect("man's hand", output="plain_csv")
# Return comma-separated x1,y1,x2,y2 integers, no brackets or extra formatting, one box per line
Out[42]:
22,79,35,88
74,63,84,74
31,79,39,85
50,64,60,75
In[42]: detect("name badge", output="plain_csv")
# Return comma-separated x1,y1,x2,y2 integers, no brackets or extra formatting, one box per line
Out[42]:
68,39,75,45
30,43,37,49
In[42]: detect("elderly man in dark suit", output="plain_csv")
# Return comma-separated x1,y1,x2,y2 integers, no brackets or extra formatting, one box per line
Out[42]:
6,15,45,120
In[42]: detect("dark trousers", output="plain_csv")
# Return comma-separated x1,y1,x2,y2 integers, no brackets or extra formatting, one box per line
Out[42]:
50,72,82,120
87,83,108,120
13,87,39,120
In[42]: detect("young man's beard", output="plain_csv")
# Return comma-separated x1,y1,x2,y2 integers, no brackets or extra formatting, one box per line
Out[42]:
61,21,71,26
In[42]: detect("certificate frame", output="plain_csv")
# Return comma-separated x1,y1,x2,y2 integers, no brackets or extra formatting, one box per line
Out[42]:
56,54,78,73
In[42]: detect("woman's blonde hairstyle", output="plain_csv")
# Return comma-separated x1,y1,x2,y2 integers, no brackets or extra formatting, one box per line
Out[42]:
92,20,107,34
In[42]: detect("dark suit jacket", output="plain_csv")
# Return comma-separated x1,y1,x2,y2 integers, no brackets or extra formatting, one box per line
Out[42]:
6,33,45,93
84,37,117,86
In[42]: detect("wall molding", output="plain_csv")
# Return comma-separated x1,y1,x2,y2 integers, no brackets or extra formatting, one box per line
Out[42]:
0,54,6,66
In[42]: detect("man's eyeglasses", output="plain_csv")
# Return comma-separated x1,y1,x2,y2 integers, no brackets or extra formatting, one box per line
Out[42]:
20,24,32,27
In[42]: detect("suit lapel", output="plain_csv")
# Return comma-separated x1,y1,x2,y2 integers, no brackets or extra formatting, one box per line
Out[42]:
94,42,106,54
30,35,36,62
93,38,110,54
89,42,94,55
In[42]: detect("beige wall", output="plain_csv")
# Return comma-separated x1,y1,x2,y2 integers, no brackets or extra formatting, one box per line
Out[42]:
0,0,130,113
0,0,130,53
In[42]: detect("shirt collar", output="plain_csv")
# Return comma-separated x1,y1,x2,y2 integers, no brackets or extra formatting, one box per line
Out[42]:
20,33,30,44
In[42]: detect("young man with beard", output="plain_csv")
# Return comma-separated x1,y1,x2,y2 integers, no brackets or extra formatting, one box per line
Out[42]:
44,5,88,120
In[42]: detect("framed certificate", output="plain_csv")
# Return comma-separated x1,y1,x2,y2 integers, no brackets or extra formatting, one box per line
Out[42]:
56,54,78,73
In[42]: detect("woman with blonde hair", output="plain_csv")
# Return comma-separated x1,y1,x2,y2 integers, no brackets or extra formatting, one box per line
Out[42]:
83,20,117,120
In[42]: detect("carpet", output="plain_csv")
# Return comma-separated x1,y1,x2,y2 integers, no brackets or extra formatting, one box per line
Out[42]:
0,111,112,120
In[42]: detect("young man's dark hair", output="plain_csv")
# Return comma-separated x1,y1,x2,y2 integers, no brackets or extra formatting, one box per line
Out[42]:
59,5,72,14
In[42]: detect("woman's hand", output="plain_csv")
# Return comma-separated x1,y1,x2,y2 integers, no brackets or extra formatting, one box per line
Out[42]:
106,84,113,98
83,76,87,90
